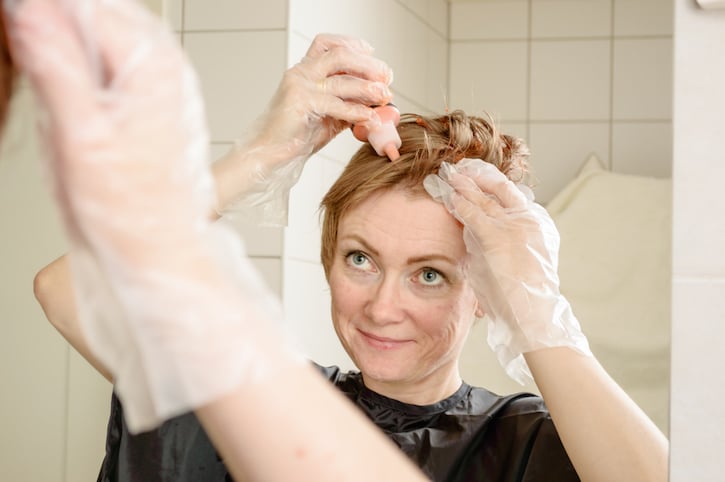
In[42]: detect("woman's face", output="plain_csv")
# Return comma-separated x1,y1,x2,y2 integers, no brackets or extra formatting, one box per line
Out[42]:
328,187,479,398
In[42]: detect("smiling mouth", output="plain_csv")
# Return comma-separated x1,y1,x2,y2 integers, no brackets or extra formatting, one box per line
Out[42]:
358,330,413,350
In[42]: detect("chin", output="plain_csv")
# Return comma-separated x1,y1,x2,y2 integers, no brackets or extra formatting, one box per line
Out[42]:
353,353,411,384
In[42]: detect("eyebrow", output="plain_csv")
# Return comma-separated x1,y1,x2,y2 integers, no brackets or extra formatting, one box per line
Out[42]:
339,233,459,267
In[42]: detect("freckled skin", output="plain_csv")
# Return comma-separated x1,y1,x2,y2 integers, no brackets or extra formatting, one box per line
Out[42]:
328,188,479,405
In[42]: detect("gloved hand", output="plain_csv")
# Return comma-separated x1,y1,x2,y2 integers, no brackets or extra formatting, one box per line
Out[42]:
217,33,394,225
424,159,591,383
7,0,298,432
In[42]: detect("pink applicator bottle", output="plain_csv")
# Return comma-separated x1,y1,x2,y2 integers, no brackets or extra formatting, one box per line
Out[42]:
352,103,402,161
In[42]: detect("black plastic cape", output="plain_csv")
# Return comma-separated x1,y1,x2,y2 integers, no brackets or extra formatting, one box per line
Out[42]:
97,364,579,482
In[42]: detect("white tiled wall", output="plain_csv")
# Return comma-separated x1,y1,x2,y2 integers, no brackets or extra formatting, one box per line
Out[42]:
449,0,674,399
449,0,674,204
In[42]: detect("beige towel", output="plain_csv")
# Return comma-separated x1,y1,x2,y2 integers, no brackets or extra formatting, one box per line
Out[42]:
547,155,672,433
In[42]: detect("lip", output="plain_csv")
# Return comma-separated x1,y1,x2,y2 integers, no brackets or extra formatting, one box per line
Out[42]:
358,329,413,350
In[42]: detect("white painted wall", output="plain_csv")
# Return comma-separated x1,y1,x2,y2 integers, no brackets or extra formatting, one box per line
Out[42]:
669,2,725,481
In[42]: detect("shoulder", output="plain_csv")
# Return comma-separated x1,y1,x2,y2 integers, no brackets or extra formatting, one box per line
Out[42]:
447,389,580,482
312,363,365,400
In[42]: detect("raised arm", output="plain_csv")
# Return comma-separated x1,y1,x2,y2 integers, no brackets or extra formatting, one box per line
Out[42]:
33,31,393,379
425,158,668,481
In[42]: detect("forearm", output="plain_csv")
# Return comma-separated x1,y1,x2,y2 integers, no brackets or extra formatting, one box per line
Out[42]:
209,140,277,218
525,347,668,482
196,362,427,482
33,147,262,377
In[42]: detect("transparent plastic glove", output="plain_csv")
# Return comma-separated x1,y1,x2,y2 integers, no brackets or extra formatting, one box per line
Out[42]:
218,33,394,225
424,159,591,383
6,0,300,432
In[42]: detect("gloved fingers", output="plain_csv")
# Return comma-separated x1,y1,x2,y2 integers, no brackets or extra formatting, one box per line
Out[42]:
303,33,392,85
309,92,382,126
455,158,529,210
438,162,506,216
92,0,184,92
423,173,488,227
4,0,97,125
317,73,392,109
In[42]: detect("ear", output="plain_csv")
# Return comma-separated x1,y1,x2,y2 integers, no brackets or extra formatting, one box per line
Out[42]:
474,301,485,319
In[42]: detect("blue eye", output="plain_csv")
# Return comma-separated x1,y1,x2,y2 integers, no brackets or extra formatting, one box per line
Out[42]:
418,268,443,286
346,251,372,270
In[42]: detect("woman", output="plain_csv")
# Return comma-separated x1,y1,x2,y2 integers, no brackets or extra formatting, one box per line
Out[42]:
35,107,669,480
317,112,668,481
4,1,426,481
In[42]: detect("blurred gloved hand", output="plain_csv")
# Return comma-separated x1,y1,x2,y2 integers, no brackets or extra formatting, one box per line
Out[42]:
424,159,591,383
7,0,297,432
216,33,394,225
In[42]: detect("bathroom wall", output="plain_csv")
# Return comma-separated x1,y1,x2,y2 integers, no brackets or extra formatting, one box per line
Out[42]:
449,0,673,204
449,0,675,400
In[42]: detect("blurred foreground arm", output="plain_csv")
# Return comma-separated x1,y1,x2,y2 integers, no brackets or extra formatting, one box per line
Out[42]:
10,1,424,480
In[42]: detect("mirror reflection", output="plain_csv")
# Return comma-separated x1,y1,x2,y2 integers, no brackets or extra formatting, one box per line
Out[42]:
0,0,672,480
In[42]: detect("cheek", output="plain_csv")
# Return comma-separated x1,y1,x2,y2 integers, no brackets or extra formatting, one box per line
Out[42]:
329,271,363,322
413,290,477,340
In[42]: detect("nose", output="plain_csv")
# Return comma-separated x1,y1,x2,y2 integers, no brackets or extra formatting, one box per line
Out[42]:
363,276,406,325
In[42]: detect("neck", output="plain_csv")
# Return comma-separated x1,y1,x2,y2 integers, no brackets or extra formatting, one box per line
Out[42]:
361,366,463,406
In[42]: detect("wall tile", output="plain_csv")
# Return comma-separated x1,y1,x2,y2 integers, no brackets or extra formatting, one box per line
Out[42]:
250,256,282,296
317,129,361,165
428,0,449,37
531,0,612,38
321,157,347,194
289,0,389,42
671,279,725,481
530,39,611,120
450,41,528,120
528,122,610,203
184,0,286,30
426,29,449,113
611,122,672,177
223,217,283,258
184,31,286,143
397,0,427,23
0,87,68,482
285,155,325,264
450,0,528,40
499,121,529,145
282,259,355,369
612,38,673,120
383,3,431,108
614,0,674,36
165,0,183,31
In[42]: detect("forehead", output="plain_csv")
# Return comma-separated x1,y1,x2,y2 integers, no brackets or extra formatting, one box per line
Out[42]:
338,188,467,260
